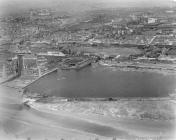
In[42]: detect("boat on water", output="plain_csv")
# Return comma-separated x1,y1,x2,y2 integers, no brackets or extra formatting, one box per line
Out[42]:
76,59,92,70
61,58,92,70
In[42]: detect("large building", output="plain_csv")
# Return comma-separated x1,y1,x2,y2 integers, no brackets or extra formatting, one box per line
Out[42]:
148,18,157,24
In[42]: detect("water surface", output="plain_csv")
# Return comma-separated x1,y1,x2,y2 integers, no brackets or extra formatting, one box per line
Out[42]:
25,65,176,98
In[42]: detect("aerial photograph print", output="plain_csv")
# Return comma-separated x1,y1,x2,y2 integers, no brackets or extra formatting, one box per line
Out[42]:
0,0,176,139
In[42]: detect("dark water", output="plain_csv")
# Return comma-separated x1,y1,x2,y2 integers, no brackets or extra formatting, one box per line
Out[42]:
25,65,176,98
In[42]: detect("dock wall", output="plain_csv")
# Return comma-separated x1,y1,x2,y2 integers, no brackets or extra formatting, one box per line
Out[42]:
23,68,57,89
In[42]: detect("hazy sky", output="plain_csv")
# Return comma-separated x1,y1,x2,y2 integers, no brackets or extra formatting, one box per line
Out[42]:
0,0,172,6
0,0,174,15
